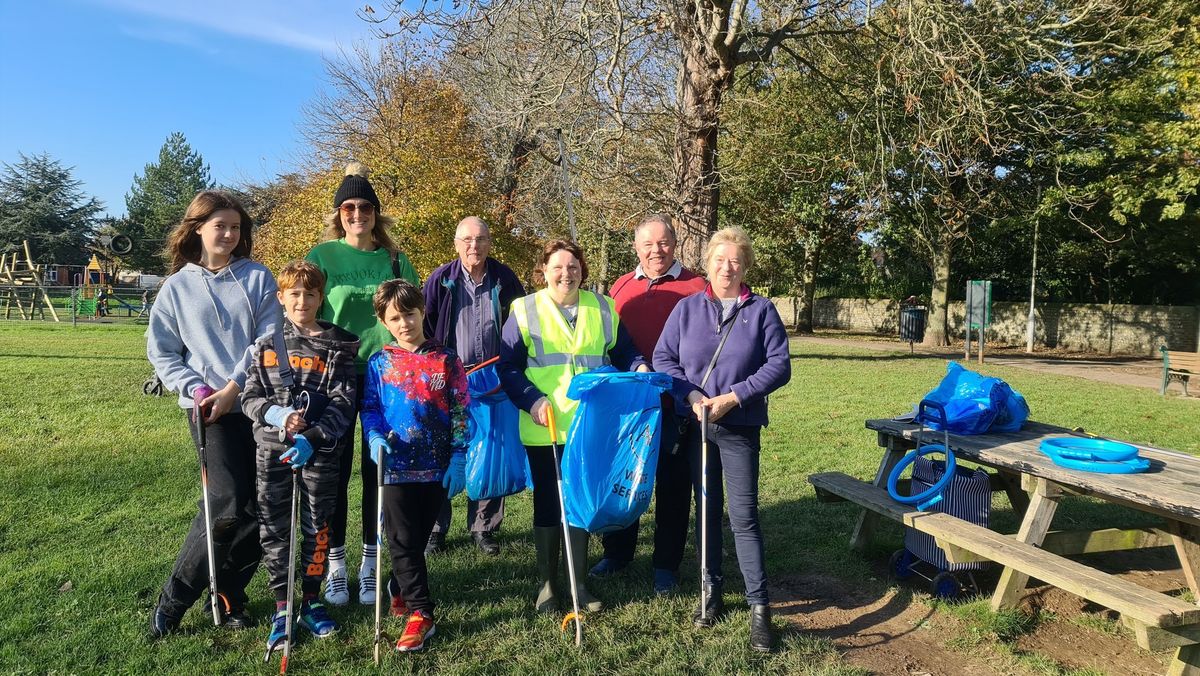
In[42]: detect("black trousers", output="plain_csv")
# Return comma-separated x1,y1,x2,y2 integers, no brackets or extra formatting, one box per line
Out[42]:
329,373,380,550
383,482,446,615
524,444,565,528
598,415,691,570
256,444,340,600
158,410,261,616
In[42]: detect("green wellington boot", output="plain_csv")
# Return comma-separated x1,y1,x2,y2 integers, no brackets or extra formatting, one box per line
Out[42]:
533,526,560,613
565,527,603,613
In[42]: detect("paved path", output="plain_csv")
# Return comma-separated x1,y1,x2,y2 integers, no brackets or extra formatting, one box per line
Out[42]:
793,335,1193,397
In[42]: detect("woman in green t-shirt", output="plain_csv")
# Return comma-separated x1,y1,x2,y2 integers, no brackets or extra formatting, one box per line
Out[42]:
305,162,419,608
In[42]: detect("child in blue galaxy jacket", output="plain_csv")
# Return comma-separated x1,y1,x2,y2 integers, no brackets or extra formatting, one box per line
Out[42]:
360,279,469,653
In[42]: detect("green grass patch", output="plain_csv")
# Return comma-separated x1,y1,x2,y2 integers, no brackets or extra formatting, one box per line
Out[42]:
0,324,1194,673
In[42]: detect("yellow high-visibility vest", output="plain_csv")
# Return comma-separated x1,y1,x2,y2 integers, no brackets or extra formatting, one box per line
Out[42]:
511,289,617,445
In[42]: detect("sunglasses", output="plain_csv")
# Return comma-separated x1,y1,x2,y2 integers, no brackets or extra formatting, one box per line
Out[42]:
339,203,376,215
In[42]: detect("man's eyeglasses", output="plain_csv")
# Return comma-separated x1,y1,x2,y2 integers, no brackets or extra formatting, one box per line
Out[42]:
339,203,375,216
456,237,491,246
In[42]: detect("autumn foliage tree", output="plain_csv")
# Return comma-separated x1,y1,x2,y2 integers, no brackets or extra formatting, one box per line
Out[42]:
256,43,530,279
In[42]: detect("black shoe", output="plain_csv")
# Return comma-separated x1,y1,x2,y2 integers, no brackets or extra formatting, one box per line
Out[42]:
425,531,446,557
749,604,773,652
692,585,724,629
202,594,253,629
472,530,500,556
149,605,181,639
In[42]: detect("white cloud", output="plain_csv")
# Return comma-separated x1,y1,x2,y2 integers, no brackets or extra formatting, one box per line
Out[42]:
89,0,375,54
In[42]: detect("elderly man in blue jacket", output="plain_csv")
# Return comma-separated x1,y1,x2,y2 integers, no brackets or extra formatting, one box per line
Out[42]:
422,216,526,555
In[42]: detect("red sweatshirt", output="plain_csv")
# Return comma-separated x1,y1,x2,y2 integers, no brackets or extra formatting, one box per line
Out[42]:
609,262,706,360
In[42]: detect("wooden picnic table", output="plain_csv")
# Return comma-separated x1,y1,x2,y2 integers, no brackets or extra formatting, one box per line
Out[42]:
813,417,1200,675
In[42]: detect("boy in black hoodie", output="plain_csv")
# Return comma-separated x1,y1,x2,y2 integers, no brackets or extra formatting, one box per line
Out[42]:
242,260,358,651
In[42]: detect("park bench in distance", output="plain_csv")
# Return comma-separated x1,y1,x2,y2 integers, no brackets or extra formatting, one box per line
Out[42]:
1161,346,1198,396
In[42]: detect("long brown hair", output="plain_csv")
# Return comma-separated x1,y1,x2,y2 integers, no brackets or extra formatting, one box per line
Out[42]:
164,191,254,273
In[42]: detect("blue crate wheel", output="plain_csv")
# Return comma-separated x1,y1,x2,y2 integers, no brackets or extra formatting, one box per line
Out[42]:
889,549,915,581
931,571,961,599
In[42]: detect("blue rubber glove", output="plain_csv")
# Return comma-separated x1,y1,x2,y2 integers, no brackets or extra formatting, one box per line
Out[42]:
264,405,296,429
280,434,314,467
369,435,391,466
442,453,466,498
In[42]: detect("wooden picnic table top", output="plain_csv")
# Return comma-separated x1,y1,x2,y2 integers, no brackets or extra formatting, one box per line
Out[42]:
865,418,1200,527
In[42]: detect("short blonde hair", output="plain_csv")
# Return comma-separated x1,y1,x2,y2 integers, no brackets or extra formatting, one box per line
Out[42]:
703,227,755,270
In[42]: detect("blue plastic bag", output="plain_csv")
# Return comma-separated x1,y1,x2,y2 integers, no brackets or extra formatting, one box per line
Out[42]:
464,365,531,500
919,362,1030,435
561,367,672,533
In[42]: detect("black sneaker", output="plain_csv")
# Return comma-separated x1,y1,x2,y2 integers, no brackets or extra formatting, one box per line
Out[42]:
472,530,500,556
424,531,446,556
149,605,181,639
202,594,253,629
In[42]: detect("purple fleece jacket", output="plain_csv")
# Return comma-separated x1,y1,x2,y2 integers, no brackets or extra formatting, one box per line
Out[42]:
653,286,791,427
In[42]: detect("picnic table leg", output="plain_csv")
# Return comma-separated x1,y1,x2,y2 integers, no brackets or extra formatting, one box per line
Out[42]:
990,477,1062,611
849,435,909,552
995,469,1029,516
1167,645,1200,676
1167,521,1200,599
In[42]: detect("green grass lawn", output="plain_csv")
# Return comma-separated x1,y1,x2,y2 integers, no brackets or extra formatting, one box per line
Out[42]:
0,323,1195,674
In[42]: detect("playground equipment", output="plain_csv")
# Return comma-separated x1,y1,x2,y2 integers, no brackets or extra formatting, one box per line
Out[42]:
1,241,60,321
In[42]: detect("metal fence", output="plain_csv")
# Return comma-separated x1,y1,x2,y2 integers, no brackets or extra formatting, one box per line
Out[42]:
0,285,154,325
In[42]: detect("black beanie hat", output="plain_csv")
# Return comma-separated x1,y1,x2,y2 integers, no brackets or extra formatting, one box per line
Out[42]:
333,162,381,211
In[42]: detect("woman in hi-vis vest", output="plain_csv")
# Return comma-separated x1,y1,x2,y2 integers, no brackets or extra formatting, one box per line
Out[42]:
498,239,648,615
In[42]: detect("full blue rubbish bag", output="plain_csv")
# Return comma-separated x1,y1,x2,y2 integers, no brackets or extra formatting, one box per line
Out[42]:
561,367,672,533
919,362,1030,435
464,364,531,500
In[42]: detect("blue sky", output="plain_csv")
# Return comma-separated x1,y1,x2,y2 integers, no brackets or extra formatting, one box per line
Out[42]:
0,0,383,217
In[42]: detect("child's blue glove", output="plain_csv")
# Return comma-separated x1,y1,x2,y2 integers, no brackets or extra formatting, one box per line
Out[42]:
264,405,296,429
442,453,467,498
369,435,391,466
280,434,314,467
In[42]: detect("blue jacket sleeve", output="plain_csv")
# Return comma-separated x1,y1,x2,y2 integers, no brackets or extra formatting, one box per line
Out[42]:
360,355,388,446
728,303,792,405
653,302,698,411
498,311,544,413
608,321,647,372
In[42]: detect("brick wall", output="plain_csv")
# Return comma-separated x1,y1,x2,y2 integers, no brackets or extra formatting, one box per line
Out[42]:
769,297,1200,355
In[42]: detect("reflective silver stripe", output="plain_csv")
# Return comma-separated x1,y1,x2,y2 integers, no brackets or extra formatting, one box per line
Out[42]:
523,295,545,360
529,353,608,369
592,291,614,348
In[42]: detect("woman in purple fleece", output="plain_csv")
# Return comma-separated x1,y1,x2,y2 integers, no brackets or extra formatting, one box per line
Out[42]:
653,227,791,653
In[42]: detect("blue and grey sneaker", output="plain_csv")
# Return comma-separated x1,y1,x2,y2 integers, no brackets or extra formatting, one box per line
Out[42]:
266,610,288,652
298,600,338,638
653,568,679,596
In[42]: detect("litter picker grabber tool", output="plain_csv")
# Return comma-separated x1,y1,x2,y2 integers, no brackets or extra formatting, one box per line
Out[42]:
374,432,396,664
698,405,713,626
193,385,226,627
264,466,301,673
546,405,583,647
464,355,499,375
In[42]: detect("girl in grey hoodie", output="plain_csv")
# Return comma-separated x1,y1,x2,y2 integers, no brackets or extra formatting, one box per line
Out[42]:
147,191,286,638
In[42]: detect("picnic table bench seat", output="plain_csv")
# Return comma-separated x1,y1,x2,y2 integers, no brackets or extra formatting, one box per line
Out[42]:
809,471,1200,655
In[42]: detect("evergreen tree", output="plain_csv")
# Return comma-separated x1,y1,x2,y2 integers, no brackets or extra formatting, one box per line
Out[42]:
121,132,213,274
0,152,102,266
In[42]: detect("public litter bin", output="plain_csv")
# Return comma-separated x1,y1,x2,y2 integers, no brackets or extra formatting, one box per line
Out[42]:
900,306,927,345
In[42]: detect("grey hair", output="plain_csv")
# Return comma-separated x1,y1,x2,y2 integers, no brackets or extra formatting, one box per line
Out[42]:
634,213,678,243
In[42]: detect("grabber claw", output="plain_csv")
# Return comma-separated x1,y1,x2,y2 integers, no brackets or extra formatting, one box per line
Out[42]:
560,612,581,633
263,635,288,664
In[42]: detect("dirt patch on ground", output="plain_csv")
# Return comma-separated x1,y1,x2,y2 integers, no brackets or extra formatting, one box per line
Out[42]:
772,566,1184,675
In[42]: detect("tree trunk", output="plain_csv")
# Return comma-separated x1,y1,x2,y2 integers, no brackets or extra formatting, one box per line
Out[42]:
673,47,732,269
495,136,536,230
924,242,953,346
795,240,819,334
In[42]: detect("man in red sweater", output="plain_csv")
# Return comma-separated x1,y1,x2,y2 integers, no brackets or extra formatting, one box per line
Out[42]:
589,214,706,595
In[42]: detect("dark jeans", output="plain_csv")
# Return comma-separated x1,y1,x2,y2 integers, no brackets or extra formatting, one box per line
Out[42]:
383,482,446,615
431,495,504,534
329,373,380,550
159,410,261,615
599,415,691,571
687,420,768,605
525,445,564,528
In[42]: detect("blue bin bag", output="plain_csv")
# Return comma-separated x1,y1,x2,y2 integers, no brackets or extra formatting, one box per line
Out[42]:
464,365,532,501
920,362,1030,435
561,367,672,533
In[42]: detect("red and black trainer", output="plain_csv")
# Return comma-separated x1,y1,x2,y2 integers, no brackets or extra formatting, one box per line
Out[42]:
394,611,435,652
